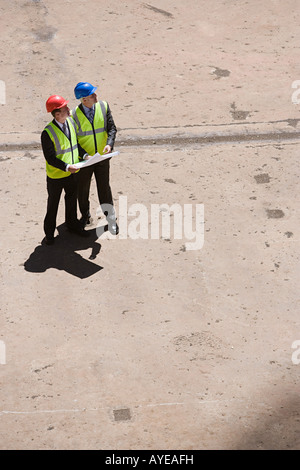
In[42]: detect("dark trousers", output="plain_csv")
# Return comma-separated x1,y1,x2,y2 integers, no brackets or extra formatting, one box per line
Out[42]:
44,173,79,239
77,159,114,219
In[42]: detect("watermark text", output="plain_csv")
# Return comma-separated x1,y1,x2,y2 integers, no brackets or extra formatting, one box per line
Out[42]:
291,80,300,104
0,80,5,105
96,196,204,251
291,340,300,365
0,341,6,365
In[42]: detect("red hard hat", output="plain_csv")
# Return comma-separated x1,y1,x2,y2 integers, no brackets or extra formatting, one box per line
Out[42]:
46,95,69,113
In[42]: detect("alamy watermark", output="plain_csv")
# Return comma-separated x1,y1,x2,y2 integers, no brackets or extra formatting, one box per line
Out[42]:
0,341,6,365
0,80,5,105
291,80,300,104
291,340,300,365
96,196,204,251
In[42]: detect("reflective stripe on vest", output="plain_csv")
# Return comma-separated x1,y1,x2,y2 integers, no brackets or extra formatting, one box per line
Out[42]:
71,101,108,155
45,118,79,179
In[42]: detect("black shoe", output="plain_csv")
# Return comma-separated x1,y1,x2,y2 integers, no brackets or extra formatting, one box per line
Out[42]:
44,237,55,245
80,215,92,227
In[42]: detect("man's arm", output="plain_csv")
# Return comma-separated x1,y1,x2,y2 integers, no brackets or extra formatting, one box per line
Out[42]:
41,130,68,172
106,103,117,150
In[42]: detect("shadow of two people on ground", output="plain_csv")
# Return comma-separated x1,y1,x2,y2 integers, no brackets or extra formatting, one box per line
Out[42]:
24,223,107,279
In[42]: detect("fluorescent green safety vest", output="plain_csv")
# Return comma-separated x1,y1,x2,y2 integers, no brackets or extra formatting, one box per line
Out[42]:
71,101,108,156
44,119,79,179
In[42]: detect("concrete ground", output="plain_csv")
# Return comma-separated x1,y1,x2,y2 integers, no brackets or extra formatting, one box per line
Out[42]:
0,0,299,450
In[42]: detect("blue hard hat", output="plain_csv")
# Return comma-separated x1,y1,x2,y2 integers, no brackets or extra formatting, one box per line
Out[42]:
74,82,98,99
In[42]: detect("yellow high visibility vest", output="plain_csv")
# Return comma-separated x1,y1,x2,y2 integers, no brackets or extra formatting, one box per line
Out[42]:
71,101,108,156
44,119,79,179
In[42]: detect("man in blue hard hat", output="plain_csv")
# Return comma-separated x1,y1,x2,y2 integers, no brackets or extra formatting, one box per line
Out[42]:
71,82,118,234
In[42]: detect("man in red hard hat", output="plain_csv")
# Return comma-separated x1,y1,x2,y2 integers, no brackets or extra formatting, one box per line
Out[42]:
71,82,118,234
41,95,89,245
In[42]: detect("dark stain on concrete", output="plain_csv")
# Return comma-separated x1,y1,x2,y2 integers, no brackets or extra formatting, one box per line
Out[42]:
286,119,300,128
144,3,174,18
230,102,249,120
254,173,271,184
266,209,285,219
212,67,231,79
23,151,38,160
165,178,176,184
33,25,57,42
113,408,132,422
